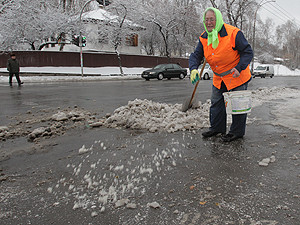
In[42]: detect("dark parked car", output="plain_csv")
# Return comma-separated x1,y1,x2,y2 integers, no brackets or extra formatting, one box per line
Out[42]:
141,64,187,80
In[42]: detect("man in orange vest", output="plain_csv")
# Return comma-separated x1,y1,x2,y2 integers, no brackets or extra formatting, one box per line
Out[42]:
189,7,253,142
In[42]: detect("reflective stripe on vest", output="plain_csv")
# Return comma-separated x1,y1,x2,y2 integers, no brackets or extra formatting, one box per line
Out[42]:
213,69,232,77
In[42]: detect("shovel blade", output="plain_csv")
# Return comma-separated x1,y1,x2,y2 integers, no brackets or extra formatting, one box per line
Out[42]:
182,96,198,112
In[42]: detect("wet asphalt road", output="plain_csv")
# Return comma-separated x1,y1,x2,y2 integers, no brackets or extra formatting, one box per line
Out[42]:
0,76,300,224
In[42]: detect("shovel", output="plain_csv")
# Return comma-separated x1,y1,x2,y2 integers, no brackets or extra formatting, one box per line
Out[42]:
182,59,207,112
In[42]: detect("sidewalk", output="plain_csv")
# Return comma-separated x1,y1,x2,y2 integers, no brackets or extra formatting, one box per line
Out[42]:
0,66,147,83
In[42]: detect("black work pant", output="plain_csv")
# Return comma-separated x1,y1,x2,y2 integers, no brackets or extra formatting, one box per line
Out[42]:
9,72,22,85
209,80,249,137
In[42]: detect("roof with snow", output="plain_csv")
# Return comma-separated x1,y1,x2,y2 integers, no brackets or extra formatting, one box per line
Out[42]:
82,8,144,30
82,8,117,22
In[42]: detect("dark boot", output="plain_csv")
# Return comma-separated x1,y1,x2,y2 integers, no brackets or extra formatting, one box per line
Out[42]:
202,130,225,138
221,133,243,142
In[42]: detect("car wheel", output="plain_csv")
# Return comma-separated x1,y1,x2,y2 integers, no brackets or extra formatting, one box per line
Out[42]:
179,73,185,79
145,78,150,81
157,73,164,80
270,74,274,78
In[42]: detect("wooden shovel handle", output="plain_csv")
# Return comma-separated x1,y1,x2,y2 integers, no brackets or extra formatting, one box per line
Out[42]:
188,59,207,106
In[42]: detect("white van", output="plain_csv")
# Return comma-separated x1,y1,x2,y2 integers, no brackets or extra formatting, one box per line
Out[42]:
252,65,275,78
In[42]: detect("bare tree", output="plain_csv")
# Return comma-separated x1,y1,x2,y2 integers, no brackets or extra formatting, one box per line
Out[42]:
0,0,77,51
209,0,218,8
106,3,129,75
279,21,300,68
139,23,160,55
223,0,255,28
122,0,204,58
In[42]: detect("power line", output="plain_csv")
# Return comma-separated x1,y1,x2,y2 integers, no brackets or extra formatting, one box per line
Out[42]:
270,3,294,21
274,3,291,16
261,5,287,24
260,2,300,27
274,2,300,25
261,5,300,27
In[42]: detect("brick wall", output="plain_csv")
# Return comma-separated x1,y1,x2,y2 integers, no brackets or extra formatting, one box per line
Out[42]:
0,51,189,68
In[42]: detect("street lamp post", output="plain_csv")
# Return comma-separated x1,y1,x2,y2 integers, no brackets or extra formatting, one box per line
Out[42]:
251,0,275,74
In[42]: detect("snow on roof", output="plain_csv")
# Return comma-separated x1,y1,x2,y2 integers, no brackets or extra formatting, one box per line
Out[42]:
274,57,284,62
82,8,118,22
82,8,143,29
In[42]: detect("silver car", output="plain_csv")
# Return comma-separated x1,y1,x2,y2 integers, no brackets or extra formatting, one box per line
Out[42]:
198,64,213,80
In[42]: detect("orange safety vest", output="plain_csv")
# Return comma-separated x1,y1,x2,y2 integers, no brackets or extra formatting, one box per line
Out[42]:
199,24,251,90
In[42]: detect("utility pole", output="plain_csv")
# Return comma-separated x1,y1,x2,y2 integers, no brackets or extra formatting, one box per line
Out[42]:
251,0,275,74
79,33,83,77
79,0,94,77
79,0,106,76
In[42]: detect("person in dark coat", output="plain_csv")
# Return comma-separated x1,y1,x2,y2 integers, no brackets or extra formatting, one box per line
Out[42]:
7,53,23,86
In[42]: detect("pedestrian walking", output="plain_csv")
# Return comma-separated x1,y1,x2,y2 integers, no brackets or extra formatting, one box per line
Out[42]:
189,7,253,142
7,53,23,86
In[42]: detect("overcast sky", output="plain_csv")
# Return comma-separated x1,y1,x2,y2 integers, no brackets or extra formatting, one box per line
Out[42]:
259,0,300,27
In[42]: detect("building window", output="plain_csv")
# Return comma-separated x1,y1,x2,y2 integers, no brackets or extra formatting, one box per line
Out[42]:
126,34,138,46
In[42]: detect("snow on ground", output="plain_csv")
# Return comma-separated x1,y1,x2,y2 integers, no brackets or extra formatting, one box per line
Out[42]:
269,95,300,133
0,67,148,83
16,66,148,75
254,63,300,76
48,138,183,214
273,64,300,76
0,73,142,83
101,98,210,133
96,87,300,134
251,87,300,134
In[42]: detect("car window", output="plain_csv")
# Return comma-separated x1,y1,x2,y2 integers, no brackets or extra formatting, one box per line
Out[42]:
255,66,266,70
173,64,182,69
165,64,174,69
199,64,210,70
153,64,165,69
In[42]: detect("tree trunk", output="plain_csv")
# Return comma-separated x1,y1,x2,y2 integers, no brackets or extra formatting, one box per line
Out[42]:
30,42,36,50
115,47,124,75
